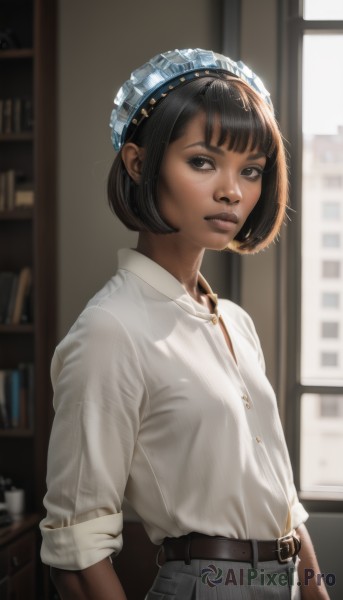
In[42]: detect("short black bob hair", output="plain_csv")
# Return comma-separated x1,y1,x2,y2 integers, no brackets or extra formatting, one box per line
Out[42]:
107,74,288,254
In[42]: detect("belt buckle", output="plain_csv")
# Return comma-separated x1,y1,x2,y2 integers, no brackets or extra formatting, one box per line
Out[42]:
276,535,294,564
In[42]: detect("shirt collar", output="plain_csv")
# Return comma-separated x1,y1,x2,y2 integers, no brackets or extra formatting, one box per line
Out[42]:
117,248,219,319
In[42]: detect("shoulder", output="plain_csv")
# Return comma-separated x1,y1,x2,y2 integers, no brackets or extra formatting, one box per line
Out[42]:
60,267,147,341
54,270,144,367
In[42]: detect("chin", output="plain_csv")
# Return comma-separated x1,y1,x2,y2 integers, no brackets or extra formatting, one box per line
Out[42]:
205,241,231,252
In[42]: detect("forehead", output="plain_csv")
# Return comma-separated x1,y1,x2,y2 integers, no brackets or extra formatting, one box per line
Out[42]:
174,110,264,154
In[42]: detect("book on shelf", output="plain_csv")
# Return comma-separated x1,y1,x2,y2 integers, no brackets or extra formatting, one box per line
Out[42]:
12,267,32,325
0,100,3,134
0,364,34,431
15,183,34,208
22,98,34,131
0,272,16,323
0,172,6,211
0,371,9,429
0,97,33,135
0,268,33,325
13,98,22,134
2,99,13,135
0,171,34,212
4,275,19,324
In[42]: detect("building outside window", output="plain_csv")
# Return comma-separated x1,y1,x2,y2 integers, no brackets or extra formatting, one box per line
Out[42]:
321,260,341,278
321,292,340,308
321,322,339,339
322,233,341,248
322,202,341,219
287,0,343,503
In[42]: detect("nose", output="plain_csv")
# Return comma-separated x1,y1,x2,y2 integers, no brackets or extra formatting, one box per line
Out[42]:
214,174,242,204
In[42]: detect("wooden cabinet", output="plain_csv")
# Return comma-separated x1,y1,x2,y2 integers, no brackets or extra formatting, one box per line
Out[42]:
0,1,57,597
0,515,39,600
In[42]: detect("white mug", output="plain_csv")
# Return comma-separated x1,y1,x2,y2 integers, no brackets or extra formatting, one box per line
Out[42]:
5,488,25,520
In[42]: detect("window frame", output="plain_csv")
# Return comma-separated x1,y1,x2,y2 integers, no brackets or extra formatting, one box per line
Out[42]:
285,0,343,511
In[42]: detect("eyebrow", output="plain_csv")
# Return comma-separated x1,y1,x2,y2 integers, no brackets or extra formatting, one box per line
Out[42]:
184,141,266,160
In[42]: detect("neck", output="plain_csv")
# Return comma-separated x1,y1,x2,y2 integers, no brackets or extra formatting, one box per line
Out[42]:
136,232,205,301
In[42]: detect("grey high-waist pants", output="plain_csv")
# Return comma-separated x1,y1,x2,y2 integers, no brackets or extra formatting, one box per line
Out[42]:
145,557,301,599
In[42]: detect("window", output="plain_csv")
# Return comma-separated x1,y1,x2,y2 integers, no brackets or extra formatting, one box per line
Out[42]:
322,202,341,220
287,1,343,506
322,175,343,188
320,395,343,418
321,322,339,339
320,352,339,368
303,0,343,20
301,395,343,491
322,292,340,308
322,260,341,278
322,233,341,248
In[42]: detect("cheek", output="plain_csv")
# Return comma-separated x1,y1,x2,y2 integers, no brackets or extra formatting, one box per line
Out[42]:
157,172,195,213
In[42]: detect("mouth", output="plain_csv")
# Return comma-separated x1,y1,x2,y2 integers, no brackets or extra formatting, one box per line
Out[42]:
205,212,238,231
204,212,239,224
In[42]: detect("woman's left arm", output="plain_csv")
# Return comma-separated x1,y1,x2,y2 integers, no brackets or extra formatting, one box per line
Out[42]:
296,524,330,599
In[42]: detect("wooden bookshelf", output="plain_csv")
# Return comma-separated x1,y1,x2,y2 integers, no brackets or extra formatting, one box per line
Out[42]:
0,208,33,221
0,428,34,438
0,1,57,597
0,514,40,599
0,48,34,61
0,132,34,142
0,324,34,334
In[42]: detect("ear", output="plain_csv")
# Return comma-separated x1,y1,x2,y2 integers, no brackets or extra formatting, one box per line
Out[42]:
121,143,145,184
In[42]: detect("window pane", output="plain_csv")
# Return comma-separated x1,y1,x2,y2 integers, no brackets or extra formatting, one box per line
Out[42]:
321,322,339,338
322,292,340,308
322,233,340,247
303,0,343,20
321,260,341,278
322,202,340,220
322,175,343,188
320,352,338,367
301,394,343,492
301,35,343,384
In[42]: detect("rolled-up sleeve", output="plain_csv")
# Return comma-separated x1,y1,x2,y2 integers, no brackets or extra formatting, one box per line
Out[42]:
289,483,309,530
40,306,148,570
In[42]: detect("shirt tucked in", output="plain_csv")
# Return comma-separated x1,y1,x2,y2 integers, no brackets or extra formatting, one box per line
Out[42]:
40,248,308,570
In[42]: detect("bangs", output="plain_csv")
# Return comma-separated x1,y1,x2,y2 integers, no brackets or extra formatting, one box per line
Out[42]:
198,77,276,157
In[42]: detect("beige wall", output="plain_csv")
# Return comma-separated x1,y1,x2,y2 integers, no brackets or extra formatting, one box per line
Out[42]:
240,0,279,388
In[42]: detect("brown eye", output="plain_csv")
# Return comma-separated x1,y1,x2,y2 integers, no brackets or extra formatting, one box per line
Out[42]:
188,156,215,170
242,166,264,180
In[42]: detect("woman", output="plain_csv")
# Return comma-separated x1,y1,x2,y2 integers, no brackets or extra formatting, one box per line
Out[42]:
40,49,329,599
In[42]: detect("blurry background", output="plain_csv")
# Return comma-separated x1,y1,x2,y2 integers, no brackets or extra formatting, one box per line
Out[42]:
57,0,342,597
0,0,342,598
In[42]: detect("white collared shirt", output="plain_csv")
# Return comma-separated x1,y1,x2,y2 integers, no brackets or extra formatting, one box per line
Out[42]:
40,249,308,570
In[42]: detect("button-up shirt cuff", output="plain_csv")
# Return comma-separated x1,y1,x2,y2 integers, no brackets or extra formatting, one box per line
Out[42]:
40,512,123,570
291,502,309,531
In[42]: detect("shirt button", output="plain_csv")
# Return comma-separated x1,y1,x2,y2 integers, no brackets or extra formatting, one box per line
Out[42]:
256,436,262,444
241,394,251,408
211,316,218,325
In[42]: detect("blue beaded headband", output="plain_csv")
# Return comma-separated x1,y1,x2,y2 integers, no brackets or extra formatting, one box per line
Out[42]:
109,48,271,151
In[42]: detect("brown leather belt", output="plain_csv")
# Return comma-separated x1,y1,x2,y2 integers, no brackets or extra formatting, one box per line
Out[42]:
160,532,301,566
